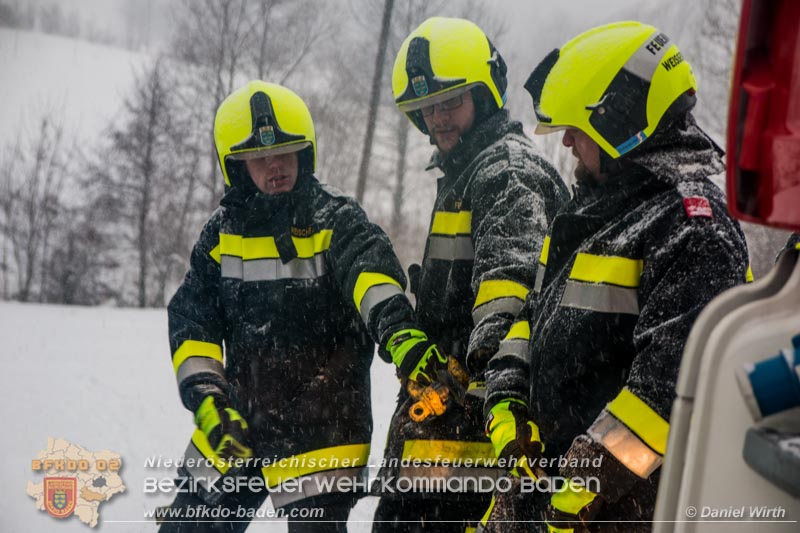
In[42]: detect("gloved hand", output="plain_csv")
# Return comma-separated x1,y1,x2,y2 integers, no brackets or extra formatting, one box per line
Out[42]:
545,479,603,532
386,328,447,386
194,395,253,460
485,399,544,479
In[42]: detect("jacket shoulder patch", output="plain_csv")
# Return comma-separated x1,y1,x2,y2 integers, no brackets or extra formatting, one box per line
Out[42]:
682,196,713,219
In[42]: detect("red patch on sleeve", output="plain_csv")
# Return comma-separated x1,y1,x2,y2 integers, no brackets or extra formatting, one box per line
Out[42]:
683,197,713,219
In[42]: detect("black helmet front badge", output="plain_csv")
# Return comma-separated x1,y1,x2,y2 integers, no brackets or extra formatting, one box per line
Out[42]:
412,75,429,97
259,126,275,146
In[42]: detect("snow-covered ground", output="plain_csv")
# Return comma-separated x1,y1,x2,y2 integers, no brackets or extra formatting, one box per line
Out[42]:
1,301,399,531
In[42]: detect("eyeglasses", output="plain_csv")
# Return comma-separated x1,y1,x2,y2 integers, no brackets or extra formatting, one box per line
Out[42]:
420,94,464,117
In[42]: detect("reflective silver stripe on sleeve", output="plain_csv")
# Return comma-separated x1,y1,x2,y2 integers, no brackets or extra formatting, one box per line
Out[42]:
427,235,475,261
221,255,327,281
489,339,529,364
359,283,405,324
176,357,226,387
560,280,639,315
268,467,368,508
221,255,243,279
534,265,545,294
472,296,525,325
587,409,663,479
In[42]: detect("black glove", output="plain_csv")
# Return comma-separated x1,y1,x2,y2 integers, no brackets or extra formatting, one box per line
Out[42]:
486,399,544,479
545,479,603,532
386,328,447,386
194,395,253,460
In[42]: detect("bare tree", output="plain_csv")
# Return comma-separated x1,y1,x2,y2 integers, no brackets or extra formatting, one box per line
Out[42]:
354,0,394,203
0,113,70,302
86,59,176,307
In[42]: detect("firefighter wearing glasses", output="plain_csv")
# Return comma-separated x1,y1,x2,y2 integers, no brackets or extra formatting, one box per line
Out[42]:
160,81,436,533
372,17,568,531
481,22,750,531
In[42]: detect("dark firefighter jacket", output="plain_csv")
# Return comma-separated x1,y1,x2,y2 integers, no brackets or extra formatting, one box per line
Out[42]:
484,115,750,529
168,173,415,508
376,109,568,498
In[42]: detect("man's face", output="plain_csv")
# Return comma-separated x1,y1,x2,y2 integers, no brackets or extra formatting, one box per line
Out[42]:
421,90,476,155
245,152,299,195
562,128,606,184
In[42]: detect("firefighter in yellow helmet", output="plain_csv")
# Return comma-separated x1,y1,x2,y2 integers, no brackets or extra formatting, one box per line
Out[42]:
372,17,568,531
480,21,751,532
159,81,440,532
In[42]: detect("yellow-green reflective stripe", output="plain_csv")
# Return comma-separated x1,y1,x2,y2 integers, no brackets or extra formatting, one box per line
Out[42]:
293,230,333,258
209,244,221,264
746,265,754,283
402,440,497,464
353,272,402,313
173,340,223,375
261,443,370,489
190,428,230,474
480,494,496,527
467,381,486,393
504,320,530,341
606,388,669,455
570,254,643,287
539,235,551,266
473,279,528,309
219,230,333,260
551,481,597,515
431,211,472,236
796,243,800,250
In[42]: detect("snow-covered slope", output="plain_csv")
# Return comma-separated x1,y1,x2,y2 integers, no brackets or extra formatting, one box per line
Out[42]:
0,301,399,531
0,28,145,148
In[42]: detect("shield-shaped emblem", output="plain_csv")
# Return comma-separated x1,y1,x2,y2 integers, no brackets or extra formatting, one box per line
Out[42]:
411,75,429,97
44,477,77,519
259,126,275,146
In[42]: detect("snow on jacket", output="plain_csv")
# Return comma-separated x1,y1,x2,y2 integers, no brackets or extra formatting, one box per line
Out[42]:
168,173,415,508
375,109,568,498
485,115,750,527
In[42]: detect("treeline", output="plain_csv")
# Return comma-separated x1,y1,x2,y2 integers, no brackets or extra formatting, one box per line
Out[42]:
0,0,503,306
0,0,789,307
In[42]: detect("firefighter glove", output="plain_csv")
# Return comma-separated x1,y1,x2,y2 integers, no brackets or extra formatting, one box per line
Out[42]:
386,328,447,386
486,399,543,479
546,479,603,532
195,395,253,460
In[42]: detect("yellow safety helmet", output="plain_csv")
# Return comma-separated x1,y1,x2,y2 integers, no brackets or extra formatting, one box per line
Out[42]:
214,80,316,187
525,21,697,158
392,16,508,133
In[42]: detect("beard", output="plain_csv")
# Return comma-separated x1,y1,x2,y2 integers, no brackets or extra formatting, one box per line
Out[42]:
573,159,595,185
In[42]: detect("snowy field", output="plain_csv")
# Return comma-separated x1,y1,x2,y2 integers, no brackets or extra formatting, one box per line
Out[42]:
0,301,399,531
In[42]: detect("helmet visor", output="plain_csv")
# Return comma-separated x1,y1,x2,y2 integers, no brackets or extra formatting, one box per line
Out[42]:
396,83,477,113
227,141,312,161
